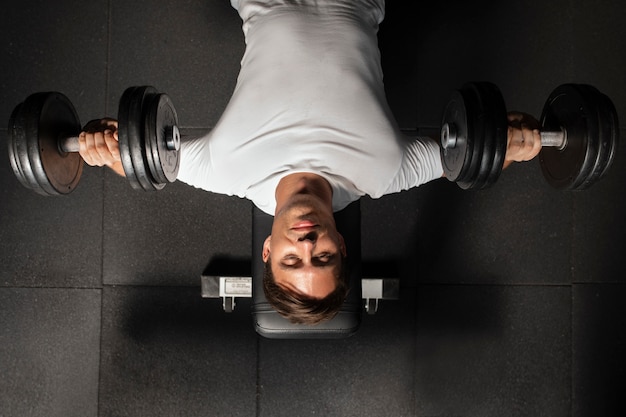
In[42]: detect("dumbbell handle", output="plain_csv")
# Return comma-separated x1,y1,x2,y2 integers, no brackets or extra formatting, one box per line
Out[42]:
58,136,81,153
441,123,567,150
540,130,566,149
56,125,182,154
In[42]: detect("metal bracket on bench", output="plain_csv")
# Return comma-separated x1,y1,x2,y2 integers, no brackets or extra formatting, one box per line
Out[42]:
361,278,400,314
201,276,252,312
201,275,399,314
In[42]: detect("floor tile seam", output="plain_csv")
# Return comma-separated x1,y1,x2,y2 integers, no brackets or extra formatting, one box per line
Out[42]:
569,281,574,417
410,282,572,288
98,3,113,415
100,283,200,289
411,285,418,417
570,281,626,286
570,178,577,285
0,285,104,291
255,335,261,417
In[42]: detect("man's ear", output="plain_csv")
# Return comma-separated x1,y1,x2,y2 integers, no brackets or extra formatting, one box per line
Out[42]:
262,235,271,262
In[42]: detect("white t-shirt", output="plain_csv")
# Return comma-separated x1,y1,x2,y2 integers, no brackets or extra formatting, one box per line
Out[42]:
177,0,443,215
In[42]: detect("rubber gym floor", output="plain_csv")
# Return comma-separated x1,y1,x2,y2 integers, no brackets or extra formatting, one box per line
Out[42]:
1,1,625,416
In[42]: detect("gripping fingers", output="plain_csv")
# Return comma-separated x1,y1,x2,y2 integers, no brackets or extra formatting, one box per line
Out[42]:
104,129,121,161
522,127,542,161
505,112,542,164
93,130,118,165
78,123,121,167
506,125,541,162
79,131,104,166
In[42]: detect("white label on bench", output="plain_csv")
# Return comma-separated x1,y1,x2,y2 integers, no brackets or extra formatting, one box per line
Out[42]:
219,277,252,298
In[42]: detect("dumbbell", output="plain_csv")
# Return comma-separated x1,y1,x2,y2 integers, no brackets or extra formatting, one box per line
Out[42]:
7,86,181,196
440,82,619,190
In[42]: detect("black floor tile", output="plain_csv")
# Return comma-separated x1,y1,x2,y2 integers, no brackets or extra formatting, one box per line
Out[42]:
573,284,626,417
107,0,244,128
362,160,574,286
0,131,105,288
0,0,108,124
408,168,573,285
0,288,101,417
571,1,626,115
257,289,417,417
98,286,258,417
414,285,571,417
415,0,575,128
568,0,626,283
572,128,626,283
379,2,420,129
102,168,251,286
0,0,110,289
360,191,423,285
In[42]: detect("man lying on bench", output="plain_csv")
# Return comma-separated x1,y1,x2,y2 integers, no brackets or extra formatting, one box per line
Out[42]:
77,0,541,325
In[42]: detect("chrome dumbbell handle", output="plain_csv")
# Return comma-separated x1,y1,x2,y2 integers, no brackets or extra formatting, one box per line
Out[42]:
56,125,182,154
58,135,80,153
539,129,567,149
441,123,567,150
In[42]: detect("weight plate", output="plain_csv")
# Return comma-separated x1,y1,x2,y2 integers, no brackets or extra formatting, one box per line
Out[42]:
117,87,141,189
441,89,473,182
539,84,609,190
142,93,162,186
8,92,82,196
137,92,166,190
144,93,180,185
481,83,507,189
578,85,618,188
456,86,484,188
8,103,33,190
118,86,163,191
457,83,508,190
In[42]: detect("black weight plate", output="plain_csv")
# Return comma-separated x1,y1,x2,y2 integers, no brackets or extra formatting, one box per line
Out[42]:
480,83,507,189
144,93,180,185
441,90,473,182
8,92,82,196
455,86,484,188
453,87,482,189
10,100,51,192
35,93,83,195
578,85,619,188
118,86,161,191
539,84,603,190
457,82,507,190
139,93,166,190
7,102,34,190
117,87,141,189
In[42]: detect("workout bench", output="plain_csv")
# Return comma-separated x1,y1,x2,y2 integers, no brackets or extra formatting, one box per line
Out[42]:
201,201,400,339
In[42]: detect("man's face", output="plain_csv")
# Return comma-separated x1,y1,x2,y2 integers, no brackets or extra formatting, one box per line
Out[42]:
262,194,346,299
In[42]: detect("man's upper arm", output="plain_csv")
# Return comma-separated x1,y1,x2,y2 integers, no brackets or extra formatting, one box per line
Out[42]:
384,137,444,194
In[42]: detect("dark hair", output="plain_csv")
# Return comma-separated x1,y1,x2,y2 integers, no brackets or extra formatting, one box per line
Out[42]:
263,256,349,325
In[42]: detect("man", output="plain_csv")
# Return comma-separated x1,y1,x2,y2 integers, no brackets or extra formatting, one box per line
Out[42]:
79,0,542,324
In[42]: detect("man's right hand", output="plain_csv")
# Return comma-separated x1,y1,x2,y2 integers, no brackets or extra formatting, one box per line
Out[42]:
503,112,542,170
78,118,126,176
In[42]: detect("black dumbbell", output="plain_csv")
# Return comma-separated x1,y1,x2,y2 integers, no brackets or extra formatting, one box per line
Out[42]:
440,82,619,190
7,86,181,196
